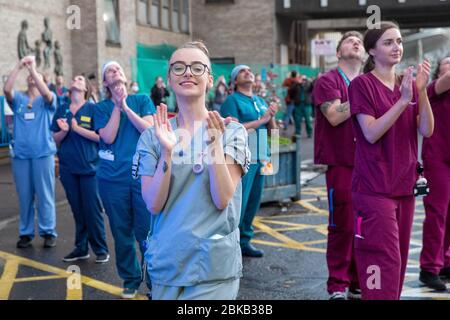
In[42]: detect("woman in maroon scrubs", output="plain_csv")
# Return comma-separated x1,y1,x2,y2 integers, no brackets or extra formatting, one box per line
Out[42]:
348,21,434,300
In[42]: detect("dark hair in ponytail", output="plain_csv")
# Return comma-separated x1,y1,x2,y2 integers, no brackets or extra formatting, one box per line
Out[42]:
363,55,376,74
363,21,400,74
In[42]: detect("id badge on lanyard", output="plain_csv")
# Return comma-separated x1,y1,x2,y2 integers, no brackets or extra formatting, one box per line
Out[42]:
253,99,262,119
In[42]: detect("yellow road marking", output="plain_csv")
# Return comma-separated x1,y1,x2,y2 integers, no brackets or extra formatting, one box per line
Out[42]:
0,251,147,300
252,239,326,253
252,218,326,253
14,275,66,283
259,219,327,229
255,227,311,233
295,200,328,216
0,258,20,300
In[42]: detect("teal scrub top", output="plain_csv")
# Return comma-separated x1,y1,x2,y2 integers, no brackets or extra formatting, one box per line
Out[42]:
51,100,99,175
93,94,156,182
134,119,251,286
8,91,57,159
220,92,270,162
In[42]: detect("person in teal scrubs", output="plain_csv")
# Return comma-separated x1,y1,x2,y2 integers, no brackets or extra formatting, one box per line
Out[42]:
135,42,250,300
3,55,57,249
220,65,278,258
94,61,155,299
51,75,109,264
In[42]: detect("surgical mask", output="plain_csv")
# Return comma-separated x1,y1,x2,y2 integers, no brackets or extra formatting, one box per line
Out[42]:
132,86,139,92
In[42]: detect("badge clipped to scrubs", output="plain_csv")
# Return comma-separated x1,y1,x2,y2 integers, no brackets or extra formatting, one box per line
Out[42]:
24,112,35,121
98,150,115,162
260,160,274,176
414,163,429,197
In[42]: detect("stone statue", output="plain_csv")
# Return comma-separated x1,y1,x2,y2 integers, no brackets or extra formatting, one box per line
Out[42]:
34,40,42,68
53,41,63,76
41,17,53,69
18,20,32,60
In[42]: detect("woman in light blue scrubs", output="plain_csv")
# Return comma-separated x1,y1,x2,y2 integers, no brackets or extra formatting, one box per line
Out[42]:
51,75,109,264
3,56,57,249
134,42,250,300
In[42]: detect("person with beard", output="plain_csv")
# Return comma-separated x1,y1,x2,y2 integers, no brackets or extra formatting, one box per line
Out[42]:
220,65,277,258
312,31,365,300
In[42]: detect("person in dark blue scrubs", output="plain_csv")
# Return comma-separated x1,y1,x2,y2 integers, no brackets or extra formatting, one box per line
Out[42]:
51,75,109,264
94,61,155,299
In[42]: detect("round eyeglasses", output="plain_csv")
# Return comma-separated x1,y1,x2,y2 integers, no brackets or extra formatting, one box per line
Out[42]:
170,62,210,77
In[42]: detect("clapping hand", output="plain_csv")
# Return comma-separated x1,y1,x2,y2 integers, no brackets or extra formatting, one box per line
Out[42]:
416,59,431,92
400,67,414,106
154,104,177,154
111,82,128,110
57,118,69,132
206,111,226,147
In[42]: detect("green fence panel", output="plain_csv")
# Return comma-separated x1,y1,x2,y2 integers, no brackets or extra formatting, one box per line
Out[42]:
132,44,319,112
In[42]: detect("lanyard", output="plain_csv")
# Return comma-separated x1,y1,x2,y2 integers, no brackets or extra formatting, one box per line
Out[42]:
252,98,262,119
338,67,351,87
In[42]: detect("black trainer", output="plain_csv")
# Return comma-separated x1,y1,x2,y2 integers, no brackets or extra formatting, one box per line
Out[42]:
95,253,110,264
439,267,450,279
241,243,264,258
419,270,447,291
43,235,56,248
17,236,32,249
63,250,90,262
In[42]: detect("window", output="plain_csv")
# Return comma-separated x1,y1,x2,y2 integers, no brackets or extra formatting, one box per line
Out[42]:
104,0,120,45
172,0,180,33
137,0,148,24
151,0,160,27
181,0,189,33
320,0,328,8
162,0,170,30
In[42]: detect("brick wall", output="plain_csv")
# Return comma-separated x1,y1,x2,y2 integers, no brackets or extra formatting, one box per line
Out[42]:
191,0,276,65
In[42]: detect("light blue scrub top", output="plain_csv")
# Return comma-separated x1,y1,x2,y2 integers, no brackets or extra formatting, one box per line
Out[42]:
93,94,155,182
134,119,251,286
8,92,57,159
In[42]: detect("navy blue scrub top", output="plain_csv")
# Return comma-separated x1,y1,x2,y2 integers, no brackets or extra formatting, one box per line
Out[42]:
51,99,99,175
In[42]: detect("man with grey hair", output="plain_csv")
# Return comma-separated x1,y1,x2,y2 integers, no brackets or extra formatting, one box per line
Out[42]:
93,61,155,299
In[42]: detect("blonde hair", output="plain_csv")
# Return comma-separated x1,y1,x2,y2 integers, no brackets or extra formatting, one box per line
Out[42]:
178,41,210,59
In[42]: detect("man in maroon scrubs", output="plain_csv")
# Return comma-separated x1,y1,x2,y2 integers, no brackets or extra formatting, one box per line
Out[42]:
312,31,365,300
